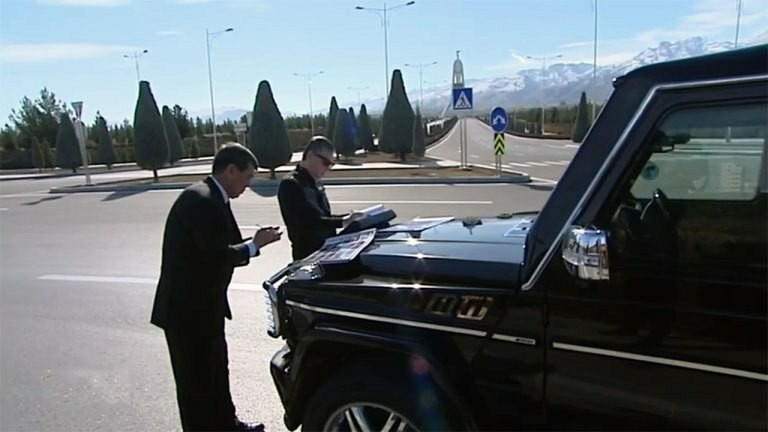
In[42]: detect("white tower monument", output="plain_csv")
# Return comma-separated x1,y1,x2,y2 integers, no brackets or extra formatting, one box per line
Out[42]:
452,50,465,88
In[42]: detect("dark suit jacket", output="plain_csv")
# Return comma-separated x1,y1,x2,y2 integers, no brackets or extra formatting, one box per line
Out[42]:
277,165,345,261
151,176,256,330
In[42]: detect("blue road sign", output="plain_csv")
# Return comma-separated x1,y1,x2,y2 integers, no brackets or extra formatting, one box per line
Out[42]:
491,106,508,133
452,87,473,110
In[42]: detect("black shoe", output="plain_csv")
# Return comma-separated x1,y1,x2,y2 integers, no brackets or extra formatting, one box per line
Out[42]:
234,419,265,432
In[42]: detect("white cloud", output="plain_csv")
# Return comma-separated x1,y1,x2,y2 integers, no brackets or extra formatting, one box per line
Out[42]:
156,30,184,36
38,0,129,6
0,43,137,63
490,0,768,73
172,0,263,3
634,0,767,45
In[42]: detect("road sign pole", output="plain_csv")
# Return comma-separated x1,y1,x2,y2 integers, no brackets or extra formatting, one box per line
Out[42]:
451,86,473,169
462,116,469,169
459,117,465,169
71,101,92,186
490,107,508,176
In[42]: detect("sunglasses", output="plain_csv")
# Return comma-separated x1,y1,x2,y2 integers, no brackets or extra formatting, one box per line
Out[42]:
314,152,334,168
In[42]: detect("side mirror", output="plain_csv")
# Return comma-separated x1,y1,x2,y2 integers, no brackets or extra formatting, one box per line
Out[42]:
562,226,610,281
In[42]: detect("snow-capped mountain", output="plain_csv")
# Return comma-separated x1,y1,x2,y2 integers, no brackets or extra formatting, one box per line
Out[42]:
357,35,765,115
188,34,767,120
749,30,768,45
188,107,248,123
189,107,299,123
610,38,733,76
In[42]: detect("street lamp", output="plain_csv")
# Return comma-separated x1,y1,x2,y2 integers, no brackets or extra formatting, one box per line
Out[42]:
355,1,416,98
526,53,562,135
347,86,370,106
70,101,92,185
206,27,234,153
123,49,148,82
591,0,598,121
404,60,438,112
735,0,743,48
294,71,324,136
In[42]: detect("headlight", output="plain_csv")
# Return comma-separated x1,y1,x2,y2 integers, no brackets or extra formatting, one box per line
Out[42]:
263,263,324,338
264,290,280,338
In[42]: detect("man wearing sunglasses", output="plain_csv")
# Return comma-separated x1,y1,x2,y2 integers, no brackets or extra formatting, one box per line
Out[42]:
278,136,364,261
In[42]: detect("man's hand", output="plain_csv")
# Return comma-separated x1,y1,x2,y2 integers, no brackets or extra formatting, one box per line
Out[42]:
342,211,366,229
253,226,282,248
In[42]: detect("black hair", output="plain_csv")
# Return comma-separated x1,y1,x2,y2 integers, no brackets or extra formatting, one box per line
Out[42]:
302,136,336,160
212,143,259,174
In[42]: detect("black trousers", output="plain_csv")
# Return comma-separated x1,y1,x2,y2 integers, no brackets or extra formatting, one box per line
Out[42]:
164,321,237,431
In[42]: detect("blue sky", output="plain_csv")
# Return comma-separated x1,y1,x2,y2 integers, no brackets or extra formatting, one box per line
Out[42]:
1,0,766,125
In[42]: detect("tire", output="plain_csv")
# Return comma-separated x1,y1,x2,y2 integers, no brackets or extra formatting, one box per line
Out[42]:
301,362,467,432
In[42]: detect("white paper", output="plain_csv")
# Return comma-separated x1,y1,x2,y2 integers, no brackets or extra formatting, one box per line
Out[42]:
301,228,377,265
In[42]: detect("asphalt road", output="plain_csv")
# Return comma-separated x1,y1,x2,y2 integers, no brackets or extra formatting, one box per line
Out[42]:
0,182,551,432
427,118,580,182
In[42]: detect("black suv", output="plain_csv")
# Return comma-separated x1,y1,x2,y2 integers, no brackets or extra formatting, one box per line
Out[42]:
263,45,768,431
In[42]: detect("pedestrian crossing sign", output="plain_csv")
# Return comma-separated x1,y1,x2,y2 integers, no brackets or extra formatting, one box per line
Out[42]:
452,87,473,110
494,133,505,155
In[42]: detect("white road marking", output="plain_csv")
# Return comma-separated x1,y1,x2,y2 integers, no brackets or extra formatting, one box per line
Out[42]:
526,162,550,167
37,274,261,292
471,154,479,159
0,192,52,198
544,161,570,166
326,184,494,189
426,119,462,152
239,225,264,230
565,144,580,148
331,200,493,205
0,208,7,211
530,176,559,185
505,162,531,168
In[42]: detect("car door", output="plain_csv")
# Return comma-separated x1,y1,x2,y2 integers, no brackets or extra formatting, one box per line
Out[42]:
545,78,767,430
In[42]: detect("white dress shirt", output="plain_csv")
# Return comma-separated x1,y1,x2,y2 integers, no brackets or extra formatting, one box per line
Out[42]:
211,176,258,257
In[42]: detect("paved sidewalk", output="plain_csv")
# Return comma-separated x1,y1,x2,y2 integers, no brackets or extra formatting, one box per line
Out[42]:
1,151,456,183
0,156,214,181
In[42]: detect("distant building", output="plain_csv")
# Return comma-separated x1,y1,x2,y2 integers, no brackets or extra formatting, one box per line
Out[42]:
452,50,464,88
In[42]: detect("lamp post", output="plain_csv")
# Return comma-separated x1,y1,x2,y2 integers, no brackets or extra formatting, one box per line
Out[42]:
206,27,234,153
294,71,324,136
525,53,562,135
592,0,598,121
123,49,148,82
355,1,416,98
347,86,370,106
404,60,438,112
735,0,743,48
70,101,92,186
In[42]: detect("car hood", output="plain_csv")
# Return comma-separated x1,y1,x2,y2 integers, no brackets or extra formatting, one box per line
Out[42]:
354,212,537,287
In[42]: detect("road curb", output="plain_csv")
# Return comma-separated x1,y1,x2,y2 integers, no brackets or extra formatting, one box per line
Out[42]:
48,174,531,194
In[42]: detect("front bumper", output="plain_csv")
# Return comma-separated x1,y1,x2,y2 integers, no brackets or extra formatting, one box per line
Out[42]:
270,344,302,430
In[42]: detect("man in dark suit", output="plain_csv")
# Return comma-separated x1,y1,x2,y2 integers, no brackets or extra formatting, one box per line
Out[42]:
277,136,363,261
151,143,281,432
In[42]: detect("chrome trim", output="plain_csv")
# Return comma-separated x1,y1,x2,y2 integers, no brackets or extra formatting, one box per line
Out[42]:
562,227,610,280
285,300,487,337
553,342,768,382
522,73,768,291
491,334,537,346
262,263,304,338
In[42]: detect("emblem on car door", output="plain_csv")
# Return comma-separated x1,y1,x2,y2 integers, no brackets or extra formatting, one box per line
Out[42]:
424,294,493,321
456,295,493,320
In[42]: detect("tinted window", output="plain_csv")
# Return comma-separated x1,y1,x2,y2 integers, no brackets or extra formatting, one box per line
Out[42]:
631,103,767,201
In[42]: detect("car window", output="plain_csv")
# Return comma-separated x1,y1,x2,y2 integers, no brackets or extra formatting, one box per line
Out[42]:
631,103,767,201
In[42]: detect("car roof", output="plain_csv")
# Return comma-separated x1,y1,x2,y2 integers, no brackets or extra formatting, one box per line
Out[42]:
615,44,768,88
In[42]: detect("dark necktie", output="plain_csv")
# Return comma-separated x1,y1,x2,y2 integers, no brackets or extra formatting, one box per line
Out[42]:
224,201,238,239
